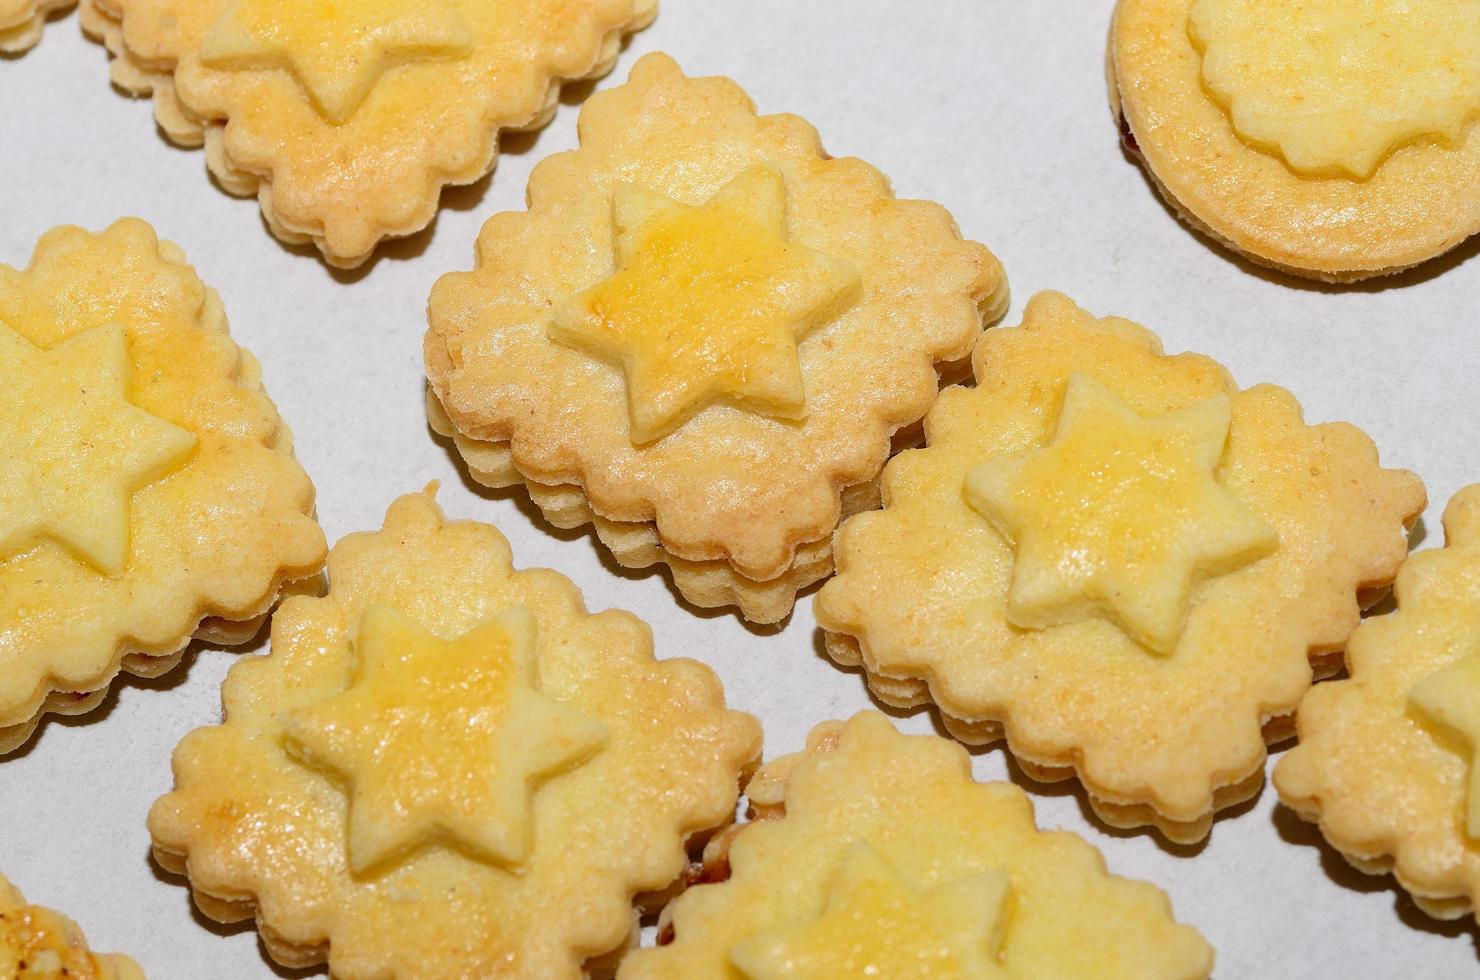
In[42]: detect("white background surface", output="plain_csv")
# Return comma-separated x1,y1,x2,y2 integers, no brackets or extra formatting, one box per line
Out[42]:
2,2,1478,977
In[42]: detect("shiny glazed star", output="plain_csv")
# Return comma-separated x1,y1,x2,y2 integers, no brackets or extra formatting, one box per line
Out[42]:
965,372,1277,653
548,165,861,444
285,603,608,873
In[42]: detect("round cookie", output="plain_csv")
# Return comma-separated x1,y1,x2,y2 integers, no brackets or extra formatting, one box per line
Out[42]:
1110,0,1480,282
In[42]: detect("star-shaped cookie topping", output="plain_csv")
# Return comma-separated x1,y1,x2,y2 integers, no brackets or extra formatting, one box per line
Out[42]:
1409,651,1480,838
964,372,1278,654
200,0,473,123
730,842,1011,980
0,320,196,576
284,603,608,874
548,165,861,444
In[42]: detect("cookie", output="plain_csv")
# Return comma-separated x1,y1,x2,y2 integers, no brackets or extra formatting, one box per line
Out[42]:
0,219,326,756
425,52,1006,624
623,712,1213,979
81,0,656,267
815,292,1424,843
0,0,72,52
1110,0,1480,281
1,874,142,979
148,490,762,977
1275,485,1480,921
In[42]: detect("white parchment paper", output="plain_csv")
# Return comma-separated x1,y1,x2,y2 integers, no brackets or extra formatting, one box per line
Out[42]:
2,2,1477,976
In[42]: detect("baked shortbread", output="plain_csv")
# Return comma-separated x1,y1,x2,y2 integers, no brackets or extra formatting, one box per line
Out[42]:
426,53,1006,624
622,712,1213,979
1276,485,1480,922
148,490,762,977
0,219,325,756
80,0,656,267
1,874,143,979
815,292,1424,843
0,0,73,52
1110,0,1480,281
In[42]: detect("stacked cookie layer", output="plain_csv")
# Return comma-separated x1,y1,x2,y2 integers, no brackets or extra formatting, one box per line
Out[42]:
0,220,326,756
425,53,1007,624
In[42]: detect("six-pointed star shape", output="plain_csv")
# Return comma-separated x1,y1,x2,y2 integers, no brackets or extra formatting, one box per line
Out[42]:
284,603,608,874
548,165,861,444
0,321,196,576
965,372,1279,654
730,841,1011,979
200,0,473,123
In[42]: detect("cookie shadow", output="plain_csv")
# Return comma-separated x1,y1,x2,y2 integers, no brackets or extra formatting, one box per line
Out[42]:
428,421,793,638
146,847,324,979
257,166,494,283
2,633,240,761
1401,515,1430,558
1271,804,1480,952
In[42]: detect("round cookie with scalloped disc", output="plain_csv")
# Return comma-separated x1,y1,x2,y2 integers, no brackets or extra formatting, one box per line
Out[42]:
1110,0,1480,281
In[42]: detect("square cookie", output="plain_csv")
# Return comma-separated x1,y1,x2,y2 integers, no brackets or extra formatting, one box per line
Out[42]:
148,490,762,976
425,53,1006,624
816,292,1424,843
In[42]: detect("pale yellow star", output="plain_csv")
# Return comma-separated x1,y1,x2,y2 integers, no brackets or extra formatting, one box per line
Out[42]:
965,373,1278,654
0,321,196,576
200,0,473,123
284,604,608,874
548,165,861,444
1409,652,1480,839
730,842,1012,980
